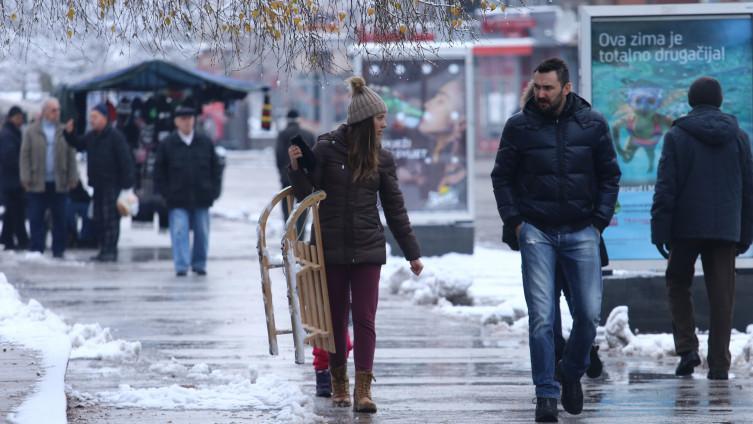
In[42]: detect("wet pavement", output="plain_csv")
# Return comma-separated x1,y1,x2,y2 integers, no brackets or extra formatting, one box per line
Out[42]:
1,153,753,423
0,341,41,420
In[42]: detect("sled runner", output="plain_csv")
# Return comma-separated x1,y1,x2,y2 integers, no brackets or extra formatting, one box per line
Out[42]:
257,187,335,364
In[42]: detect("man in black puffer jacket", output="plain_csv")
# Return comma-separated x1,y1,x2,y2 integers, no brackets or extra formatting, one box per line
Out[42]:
651,77,753,381
491,58,621,422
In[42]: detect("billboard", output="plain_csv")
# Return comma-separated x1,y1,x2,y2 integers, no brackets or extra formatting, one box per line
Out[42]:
361,55,473,223
580,4,753,259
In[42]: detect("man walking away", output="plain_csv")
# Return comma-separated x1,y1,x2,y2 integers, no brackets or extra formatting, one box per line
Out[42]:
491,58,621,422
64,103,135,262
20,99,79,258
0,106,29,250
651,76,753,380
154,106,222,277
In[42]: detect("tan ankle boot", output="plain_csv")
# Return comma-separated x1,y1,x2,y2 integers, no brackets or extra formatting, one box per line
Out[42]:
353,370,377,413
329,365,351,407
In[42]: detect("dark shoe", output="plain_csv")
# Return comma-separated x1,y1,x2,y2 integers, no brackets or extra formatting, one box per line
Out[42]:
558,361,583,415
52,252,64,259
176,271,188,277
586,345,603,378
535,397,558,422
675,351,701,376
193,269,207,276
316,370,332,397
707,369,729,380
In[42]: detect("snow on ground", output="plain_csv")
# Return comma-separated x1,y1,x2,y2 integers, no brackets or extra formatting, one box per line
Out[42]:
382,248,753,373
0,249,88,267
0,272,142,424
0,273,69,424
72,366,321,424
603,306,753,374
70,358,319,423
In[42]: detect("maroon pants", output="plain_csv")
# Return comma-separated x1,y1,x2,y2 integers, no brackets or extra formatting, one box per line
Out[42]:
326,264,381,371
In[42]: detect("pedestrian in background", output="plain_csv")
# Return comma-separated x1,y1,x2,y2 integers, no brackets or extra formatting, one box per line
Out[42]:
154,106,222,277
64,103,134,262
288,76,423,413
275,109,315,235
20,98,79,258
491,58,620,422
0,106,29,250
66,180,96,248
651,76,753,380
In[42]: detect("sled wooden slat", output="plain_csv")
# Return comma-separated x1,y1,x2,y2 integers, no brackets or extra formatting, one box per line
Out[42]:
283,190,335,360
309,244,328,349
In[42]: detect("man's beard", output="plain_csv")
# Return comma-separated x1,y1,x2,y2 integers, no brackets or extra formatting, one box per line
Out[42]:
536,91,565,116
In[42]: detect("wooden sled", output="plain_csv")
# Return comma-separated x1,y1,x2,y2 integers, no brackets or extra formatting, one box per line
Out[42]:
256,187,335,364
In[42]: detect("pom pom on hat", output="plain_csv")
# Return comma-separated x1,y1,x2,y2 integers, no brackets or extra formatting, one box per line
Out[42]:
345,76,387,124
348,76,366,95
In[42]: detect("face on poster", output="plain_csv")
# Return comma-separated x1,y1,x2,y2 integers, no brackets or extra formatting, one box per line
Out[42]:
364,59,469,214
590,15,753,259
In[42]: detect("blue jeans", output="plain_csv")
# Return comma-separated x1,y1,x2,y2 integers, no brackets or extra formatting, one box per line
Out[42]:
27,183,68,256
168,208,209,273
519,222,602,398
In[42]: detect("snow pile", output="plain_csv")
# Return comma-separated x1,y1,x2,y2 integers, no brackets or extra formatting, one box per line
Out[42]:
387,266,472,306
0,273,143,423
149,359,260,384
69,323,141,361
383,247,523,307
0,273,69,424
89,365,319,423
603,306,753,370
0,249,88,267
742,325,753,373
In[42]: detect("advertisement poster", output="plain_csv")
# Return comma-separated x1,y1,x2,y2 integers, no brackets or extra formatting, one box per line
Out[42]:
364,59,470,217
590,15,753,259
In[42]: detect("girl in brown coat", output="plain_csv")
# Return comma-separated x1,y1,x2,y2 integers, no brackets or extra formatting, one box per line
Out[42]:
288,76,423,412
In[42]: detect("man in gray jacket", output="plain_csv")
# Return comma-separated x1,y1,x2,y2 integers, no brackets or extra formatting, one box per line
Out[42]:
19,98,79,258
652,77,753,380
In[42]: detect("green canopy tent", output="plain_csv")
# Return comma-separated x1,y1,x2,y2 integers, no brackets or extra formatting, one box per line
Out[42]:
57,59,268,130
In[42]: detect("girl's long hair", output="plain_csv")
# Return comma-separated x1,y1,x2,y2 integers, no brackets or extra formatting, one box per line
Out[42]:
346,116,380,182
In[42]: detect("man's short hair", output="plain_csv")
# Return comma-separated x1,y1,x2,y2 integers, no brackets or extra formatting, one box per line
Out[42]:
534,58,570,86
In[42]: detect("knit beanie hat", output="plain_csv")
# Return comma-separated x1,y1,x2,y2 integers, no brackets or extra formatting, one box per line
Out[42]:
346,76,387,124
688,77,723,108
92,103,109,120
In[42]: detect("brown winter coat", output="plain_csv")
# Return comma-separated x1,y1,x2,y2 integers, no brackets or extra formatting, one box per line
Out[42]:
19,120,79,193
288,124,420,265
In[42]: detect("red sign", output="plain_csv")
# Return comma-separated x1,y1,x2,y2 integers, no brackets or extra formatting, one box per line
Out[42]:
481,16,536,37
